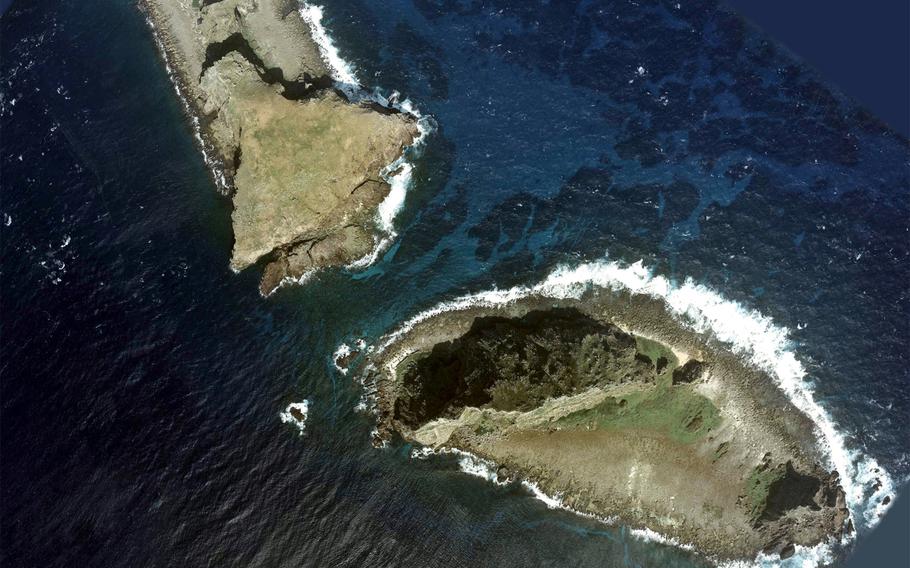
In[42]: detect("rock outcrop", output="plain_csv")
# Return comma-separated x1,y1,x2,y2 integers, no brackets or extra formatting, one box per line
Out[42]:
143,0,418,294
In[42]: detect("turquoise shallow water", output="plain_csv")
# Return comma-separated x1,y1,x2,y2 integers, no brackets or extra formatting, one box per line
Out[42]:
1,0,907,566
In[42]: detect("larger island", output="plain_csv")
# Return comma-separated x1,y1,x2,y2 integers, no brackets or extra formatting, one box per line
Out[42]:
142,0,419,294
362,285,852,562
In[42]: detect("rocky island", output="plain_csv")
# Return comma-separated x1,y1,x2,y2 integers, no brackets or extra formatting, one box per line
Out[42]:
142,0,419,294
363,284,852,562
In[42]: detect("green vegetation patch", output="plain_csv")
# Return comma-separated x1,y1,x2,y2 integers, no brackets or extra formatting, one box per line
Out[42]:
555,384,720,444
391,308,661,425
390,309,707,434
634,336,679,385
743,461,823,524
744,464,786,523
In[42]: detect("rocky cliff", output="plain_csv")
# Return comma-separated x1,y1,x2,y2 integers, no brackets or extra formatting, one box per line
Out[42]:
143,0,418,294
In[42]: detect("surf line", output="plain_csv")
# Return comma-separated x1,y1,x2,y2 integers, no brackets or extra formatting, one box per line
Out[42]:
299,2,435,272
140,8,229,193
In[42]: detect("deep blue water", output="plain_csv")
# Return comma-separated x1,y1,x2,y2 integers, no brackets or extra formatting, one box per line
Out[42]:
1,1,907,567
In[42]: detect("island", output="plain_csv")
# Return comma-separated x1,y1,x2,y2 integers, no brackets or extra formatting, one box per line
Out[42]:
141,0,419,294
363,286,851,562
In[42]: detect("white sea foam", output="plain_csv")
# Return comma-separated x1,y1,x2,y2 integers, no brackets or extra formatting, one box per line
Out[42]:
520,479,565,509
298,3,358,88
384,256,896,564
454,450,510,486
345,107,434,270
410,446,437,460
378,162,413,233
260,269,318,298
332,343,352,375
719,543,835,568
344,233,395,271
279,400,310,436
345,355,380,415
629,527,695,551
409,446,509,486
299,3,435,272
344,160,416,270
370,427,389,448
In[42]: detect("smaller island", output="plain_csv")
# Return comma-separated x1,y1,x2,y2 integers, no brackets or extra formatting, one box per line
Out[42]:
365,287,851,562
142,0,419,294
279,400,309,436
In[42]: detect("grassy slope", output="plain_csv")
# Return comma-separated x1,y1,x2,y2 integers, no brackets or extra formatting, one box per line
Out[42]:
557,335,720,444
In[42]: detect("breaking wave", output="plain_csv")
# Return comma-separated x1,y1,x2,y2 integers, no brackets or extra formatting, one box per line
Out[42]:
299,2,435,271
298,3,358,88
279,400,310,436
261,268,318,298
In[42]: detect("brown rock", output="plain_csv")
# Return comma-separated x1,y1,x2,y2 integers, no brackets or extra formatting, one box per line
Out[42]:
143,0,418,293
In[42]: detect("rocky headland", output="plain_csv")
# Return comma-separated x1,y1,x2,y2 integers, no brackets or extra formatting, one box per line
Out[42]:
363,287,851,562
141,0,419,294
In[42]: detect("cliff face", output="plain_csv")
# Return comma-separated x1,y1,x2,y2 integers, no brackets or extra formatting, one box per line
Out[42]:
369,298,851,562
143,0,418,293
393,308,660,426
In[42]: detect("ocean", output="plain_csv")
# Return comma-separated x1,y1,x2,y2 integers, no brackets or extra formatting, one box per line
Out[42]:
1,1,907,567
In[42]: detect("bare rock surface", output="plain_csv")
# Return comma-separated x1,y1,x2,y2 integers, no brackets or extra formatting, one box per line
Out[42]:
142,0,418,293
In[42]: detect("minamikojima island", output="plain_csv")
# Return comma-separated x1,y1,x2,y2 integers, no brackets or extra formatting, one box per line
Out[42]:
1,0,906,567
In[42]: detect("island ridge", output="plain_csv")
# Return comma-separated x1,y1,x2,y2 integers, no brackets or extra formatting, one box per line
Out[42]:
142,0,419,294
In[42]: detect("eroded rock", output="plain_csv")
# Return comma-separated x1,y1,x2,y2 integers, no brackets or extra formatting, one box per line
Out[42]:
671,359,704,384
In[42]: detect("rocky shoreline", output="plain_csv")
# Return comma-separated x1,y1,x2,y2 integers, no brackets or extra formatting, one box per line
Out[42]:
361,288,852,562
140,0,419,295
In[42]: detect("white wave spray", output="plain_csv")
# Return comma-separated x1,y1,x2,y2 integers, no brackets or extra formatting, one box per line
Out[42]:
142,11,228,191
279,400,310,436
299,2,435,271
260,267,318,299
385,256,895,565
298,3,357,88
